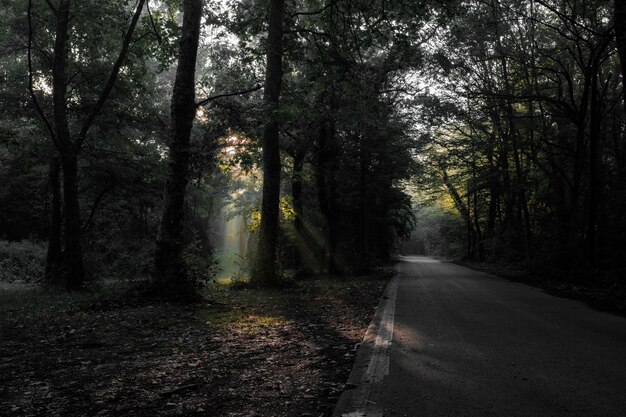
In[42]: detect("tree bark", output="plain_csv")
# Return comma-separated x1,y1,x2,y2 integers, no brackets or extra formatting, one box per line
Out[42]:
472,186,484,261
50,0,85,290
587,51,608,266
152,0,203,299
615,0,626,90
316,119,340,274
486,133,499,239
291,149,305,272
251,0,284,286
45,156,62,283
60,153,85,289
442,170,475,259
359,135,370,272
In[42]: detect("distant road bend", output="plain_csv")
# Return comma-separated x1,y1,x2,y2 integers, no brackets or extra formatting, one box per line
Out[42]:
335,256,626,417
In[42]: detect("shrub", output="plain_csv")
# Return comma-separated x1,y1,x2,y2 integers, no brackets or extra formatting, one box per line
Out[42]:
0,240,46,283
83,238,155,282
183,240,220,288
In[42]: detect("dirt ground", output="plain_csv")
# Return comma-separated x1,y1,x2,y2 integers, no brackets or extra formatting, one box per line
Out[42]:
0,276,389,417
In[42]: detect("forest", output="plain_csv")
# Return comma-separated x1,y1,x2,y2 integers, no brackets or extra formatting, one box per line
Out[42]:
1,0,626,416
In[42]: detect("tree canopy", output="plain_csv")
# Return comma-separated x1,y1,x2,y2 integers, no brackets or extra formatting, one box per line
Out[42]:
0,0,625,296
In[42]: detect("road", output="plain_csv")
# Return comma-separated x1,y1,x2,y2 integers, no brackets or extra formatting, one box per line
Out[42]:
334,256,626,417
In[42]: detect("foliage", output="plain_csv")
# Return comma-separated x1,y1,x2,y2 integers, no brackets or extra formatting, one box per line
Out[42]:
405,205,466,260
2,0,621,291
247,196,296,232
182,240,220,287
0,240,46,283
412,0,624,271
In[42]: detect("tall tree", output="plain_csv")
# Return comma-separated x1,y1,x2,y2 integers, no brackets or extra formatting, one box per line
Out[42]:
421,0,621,267
152,0,203,300
251,0,285,286
616,0,626,84
28,0,146,289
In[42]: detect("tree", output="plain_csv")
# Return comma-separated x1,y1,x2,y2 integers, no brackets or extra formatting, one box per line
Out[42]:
250,0,285,286
152,0,204,300
616,0,626,88
419,0,623,269
27,0,146,289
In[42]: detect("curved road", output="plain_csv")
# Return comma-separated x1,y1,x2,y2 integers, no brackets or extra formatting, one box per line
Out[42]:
335,256,626,417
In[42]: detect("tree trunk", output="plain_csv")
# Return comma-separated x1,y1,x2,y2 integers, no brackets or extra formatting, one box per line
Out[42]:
291,149,305,272
501,54,532,260
442,170,474,259
486,134,499,239
472,187,484,261
239,215,248,256
60,153,85,290
616,0,626,90
45,156,62,283
359,135,370,272
51,0,84,290
587,58,603,266
152,0,203,299
316,119,340,274
251,0,284,286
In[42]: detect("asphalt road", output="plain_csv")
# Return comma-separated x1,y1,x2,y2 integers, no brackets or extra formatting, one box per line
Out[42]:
335,256,626,417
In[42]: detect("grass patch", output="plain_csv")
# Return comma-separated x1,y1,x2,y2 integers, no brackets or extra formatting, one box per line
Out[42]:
0,285,96,320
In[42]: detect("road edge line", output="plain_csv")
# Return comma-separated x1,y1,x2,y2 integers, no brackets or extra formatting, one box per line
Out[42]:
332,271,400,417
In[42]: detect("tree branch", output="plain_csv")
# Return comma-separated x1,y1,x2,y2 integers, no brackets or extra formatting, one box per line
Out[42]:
196,84,263,107
44,0,56,13
146,0,162,44
81,183,116,232
284,27,331,37
27,0,56,144
77,0,146,147
291,0,339,18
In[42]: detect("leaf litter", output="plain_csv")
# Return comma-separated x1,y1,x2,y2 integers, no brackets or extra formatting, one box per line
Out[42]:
0,276,388,417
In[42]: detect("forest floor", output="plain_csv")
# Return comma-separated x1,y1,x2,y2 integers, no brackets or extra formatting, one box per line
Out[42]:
459,261,626,317
0,273,390,417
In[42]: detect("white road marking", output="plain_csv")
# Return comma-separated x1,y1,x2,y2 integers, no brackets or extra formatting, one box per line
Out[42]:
343,411,383,417
342,274,399,417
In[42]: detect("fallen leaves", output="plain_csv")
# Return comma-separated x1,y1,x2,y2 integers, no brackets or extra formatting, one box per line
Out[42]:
0,277,387,417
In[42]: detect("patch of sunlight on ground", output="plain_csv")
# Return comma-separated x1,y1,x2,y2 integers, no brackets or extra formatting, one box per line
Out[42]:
233,314,292,333
197,307,291,334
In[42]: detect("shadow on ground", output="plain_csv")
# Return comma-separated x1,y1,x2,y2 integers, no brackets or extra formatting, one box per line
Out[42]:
0,274,389,417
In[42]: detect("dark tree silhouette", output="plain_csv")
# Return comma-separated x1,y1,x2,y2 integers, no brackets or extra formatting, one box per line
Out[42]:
251,0,285,286
152,0,203,300
28,0,146,289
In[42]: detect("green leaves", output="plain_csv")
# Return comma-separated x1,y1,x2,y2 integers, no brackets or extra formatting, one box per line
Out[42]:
147,5,183,71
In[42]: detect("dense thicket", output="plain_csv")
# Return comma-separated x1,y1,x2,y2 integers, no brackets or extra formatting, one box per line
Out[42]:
2,0,624,293
1,0,425,292
196,0,430,278
414,0,626,275
1,0,167,285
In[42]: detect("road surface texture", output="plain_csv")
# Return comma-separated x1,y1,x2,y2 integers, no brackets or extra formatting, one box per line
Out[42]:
334,256,626,417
